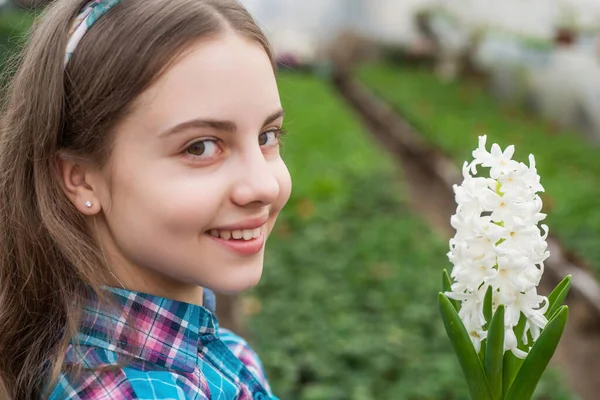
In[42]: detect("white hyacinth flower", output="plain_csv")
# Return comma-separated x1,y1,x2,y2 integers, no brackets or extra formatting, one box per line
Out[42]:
446,135,550,359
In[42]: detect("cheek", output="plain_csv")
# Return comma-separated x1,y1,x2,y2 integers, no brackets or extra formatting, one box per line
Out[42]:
273,159,292,212
106,164,226,235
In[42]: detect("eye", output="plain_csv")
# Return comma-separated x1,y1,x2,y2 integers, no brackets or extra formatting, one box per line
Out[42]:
259,129,283,147
186,139,220,158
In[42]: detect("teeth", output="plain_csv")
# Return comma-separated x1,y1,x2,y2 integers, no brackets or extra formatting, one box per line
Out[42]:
210,228,262,241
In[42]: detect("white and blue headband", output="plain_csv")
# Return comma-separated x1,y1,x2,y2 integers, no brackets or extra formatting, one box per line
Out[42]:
64,0,122,67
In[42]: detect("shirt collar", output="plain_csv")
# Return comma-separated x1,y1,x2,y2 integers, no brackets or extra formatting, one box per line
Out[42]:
72,286,219,373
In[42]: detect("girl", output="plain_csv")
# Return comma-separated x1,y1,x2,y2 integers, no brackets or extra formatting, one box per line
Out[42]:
0,0,291,399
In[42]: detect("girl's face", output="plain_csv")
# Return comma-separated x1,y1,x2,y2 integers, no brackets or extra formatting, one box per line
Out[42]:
89,33,291,302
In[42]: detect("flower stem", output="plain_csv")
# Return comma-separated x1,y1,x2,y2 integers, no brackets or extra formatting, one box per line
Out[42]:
502,314,528,396
502,352,524,396
495,180,504,196
515,313,527,348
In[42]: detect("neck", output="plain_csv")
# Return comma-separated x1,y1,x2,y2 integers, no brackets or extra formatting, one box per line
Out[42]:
94,218,204,306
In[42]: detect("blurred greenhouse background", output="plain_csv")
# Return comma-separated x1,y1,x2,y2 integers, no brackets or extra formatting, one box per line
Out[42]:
2,0,600,399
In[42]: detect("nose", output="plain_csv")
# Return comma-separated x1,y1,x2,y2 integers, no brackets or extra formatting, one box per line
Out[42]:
230,149,280,208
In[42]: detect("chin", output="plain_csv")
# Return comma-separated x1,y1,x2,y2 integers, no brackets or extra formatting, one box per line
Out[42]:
212,280,261,295
208,265,263,295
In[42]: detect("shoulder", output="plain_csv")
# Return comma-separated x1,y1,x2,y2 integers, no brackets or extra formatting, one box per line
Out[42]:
48,362,136,399
48,345,211,400
219,328,273,394
48,345,135,399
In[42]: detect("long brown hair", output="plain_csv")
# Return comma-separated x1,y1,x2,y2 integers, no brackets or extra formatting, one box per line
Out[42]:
0,0,274,398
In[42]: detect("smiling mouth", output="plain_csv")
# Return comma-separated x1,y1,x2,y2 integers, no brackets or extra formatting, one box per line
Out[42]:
205,227,266,256
206,228,262,241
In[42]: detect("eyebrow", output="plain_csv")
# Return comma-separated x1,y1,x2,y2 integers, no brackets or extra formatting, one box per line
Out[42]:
159,108,285,137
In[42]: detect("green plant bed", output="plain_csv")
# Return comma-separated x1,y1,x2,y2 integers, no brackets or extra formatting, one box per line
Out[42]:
357,62,600,278
0,12,576,399
245,72,574,399
0,10,33,50
0,9,34,85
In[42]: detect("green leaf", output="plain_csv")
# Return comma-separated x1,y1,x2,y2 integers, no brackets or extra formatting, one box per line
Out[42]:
504,306,569,400
479,339,487,363
479,286,494,363
438,293,493,400
442,269,459,311
483,285,493,330
545,275,571,320
485,305,504,400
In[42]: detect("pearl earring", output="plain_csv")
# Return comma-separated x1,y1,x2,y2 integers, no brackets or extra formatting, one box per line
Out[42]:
85,201,92,208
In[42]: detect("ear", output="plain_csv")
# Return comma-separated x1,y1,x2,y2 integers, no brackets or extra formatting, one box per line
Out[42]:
57,155,102,215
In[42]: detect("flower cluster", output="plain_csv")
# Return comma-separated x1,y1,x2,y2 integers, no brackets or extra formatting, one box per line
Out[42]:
447,135,550,358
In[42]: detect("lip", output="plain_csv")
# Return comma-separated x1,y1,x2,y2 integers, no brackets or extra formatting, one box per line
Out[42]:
209,215,269,231
206,230,265,256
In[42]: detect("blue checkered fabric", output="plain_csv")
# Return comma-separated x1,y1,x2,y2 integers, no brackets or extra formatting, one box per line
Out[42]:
48,287,277,399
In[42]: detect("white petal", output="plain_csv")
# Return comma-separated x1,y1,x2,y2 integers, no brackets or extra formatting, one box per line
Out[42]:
504,328,518,352
511,347,528,359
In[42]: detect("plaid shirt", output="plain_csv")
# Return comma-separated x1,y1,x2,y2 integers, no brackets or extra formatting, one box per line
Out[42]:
48,287,277,400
